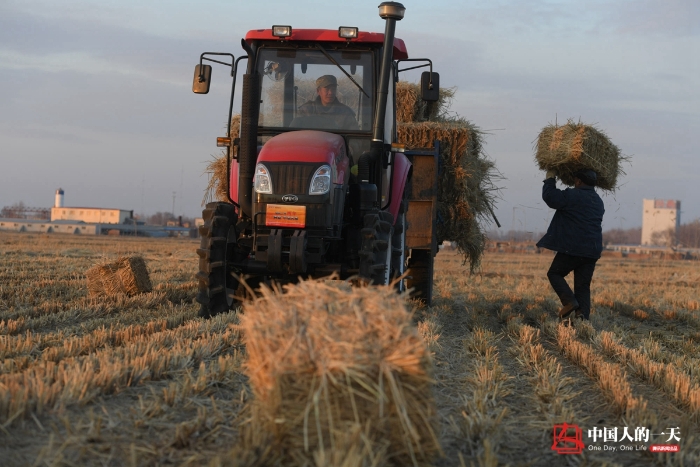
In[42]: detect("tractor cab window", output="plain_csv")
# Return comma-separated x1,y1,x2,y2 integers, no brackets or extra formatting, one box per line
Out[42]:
257,48,373,132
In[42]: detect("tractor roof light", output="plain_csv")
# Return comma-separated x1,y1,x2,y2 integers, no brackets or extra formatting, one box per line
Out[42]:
338,27,359,39
378,2,405,20
272,25,292,38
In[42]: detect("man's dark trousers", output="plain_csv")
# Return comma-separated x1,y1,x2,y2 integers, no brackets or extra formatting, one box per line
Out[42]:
547,252,598,319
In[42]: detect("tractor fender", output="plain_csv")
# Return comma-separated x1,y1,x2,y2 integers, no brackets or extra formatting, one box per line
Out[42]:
387,152,412,224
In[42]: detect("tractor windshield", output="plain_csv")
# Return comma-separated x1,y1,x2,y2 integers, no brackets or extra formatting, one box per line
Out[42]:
256,48,374,132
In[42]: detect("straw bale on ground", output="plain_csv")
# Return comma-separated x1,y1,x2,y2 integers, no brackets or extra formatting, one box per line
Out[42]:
535,120,626,191
234,279,440,466
86,256,152,297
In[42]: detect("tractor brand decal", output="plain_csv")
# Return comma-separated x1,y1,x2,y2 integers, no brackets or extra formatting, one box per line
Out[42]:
282,194,298,203
265,204,306,228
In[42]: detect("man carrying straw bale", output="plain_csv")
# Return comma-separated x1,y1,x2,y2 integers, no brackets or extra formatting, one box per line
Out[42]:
536,169,604,321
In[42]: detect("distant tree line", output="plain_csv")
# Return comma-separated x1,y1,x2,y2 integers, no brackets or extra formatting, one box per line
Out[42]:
140,212,196,227
602,227,642,245
602,221,700,249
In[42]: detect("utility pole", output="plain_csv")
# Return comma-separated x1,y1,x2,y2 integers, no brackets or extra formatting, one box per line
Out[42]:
172,191,176,219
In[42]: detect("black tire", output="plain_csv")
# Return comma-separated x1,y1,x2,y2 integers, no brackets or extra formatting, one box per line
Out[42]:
196,202,240,318
391,197,408,291
406,249,433,305
359,210,393,285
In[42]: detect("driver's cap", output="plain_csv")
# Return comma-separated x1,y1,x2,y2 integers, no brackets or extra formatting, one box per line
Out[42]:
316,75,337,89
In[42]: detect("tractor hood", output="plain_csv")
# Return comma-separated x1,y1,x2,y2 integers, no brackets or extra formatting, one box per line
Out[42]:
257,130,349,186
257,130,345,165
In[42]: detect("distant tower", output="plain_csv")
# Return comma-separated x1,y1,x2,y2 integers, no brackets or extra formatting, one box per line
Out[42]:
55,188,64,208
641,199,681,246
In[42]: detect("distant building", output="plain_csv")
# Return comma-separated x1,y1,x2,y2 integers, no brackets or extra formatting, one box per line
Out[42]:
50,207,133,224
641,199,680,246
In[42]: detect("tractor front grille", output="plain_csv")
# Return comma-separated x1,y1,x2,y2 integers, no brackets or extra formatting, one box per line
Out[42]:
267,163,318,195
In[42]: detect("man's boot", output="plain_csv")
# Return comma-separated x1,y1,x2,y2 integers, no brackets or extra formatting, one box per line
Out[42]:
558,299,580,319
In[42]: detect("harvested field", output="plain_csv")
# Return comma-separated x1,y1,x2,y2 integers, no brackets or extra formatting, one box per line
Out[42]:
1,231,699,466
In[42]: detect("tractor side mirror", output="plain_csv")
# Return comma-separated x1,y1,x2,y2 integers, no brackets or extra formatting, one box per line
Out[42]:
192,64,212,94
421,71,439,102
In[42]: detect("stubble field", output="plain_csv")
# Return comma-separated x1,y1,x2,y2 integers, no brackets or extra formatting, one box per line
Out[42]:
1,232,699,466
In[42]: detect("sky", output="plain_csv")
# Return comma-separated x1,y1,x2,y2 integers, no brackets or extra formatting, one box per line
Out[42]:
1,0,698,233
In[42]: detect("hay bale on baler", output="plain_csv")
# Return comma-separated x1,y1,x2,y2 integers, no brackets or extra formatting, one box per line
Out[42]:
86,256,152,297
235,279,441,466
396,81,455,123
535,120,626,191
396,80,500,271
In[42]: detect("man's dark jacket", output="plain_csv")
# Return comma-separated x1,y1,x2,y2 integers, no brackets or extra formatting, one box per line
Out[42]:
536,178,604,259
297,97,357,129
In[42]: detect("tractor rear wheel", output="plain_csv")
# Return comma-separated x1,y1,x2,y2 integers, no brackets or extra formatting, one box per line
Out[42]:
196,202,241,318
359,210,393,285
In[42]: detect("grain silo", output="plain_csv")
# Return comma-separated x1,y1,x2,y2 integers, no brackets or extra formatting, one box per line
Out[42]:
55,188,64,208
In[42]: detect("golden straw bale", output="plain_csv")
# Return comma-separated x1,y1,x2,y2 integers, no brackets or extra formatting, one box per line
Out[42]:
535,120,627,191
396,81,455,123
86,256,151,297
115,256,152,295
236,279,441,466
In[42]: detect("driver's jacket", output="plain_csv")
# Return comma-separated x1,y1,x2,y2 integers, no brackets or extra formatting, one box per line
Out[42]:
297,97,358,130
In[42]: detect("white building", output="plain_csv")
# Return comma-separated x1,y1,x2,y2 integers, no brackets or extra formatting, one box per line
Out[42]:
641,199,681,246
50,207,133,224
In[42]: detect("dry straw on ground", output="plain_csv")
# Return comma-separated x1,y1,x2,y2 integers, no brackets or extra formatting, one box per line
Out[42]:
235,278,441,466
86,256,152,297
534,120,626,191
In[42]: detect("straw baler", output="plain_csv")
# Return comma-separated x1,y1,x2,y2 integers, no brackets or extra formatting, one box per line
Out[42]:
192,2,440,317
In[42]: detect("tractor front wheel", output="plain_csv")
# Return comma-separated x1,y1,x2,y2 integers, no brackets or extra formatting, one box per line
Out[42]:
196,202,241,318
359,210,394,285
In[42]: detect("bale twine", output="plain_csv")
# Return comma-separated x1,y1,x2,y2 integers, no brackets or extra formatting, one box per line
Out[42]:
86,256,152,297
234,279,441,466
535,120,626,191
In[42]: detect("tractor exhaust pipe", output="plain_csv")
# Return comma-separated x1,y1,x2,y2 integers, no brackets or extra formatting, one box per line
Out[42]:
372,2,405,143
361,2,405,187
238,40,260,220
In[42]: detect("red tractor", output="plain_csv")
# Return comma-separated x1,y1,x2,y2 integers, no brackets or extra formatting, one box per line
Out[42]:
192,2,440,317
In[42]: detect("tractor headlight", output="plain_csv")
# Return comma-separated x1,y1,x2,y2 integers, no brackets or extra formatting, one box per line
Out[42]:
254,164,273,194
309,165,331,195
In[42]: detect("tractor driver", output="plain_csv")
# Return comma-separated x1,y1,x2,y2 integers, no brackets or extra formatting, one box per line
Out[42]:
297,75,359,130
